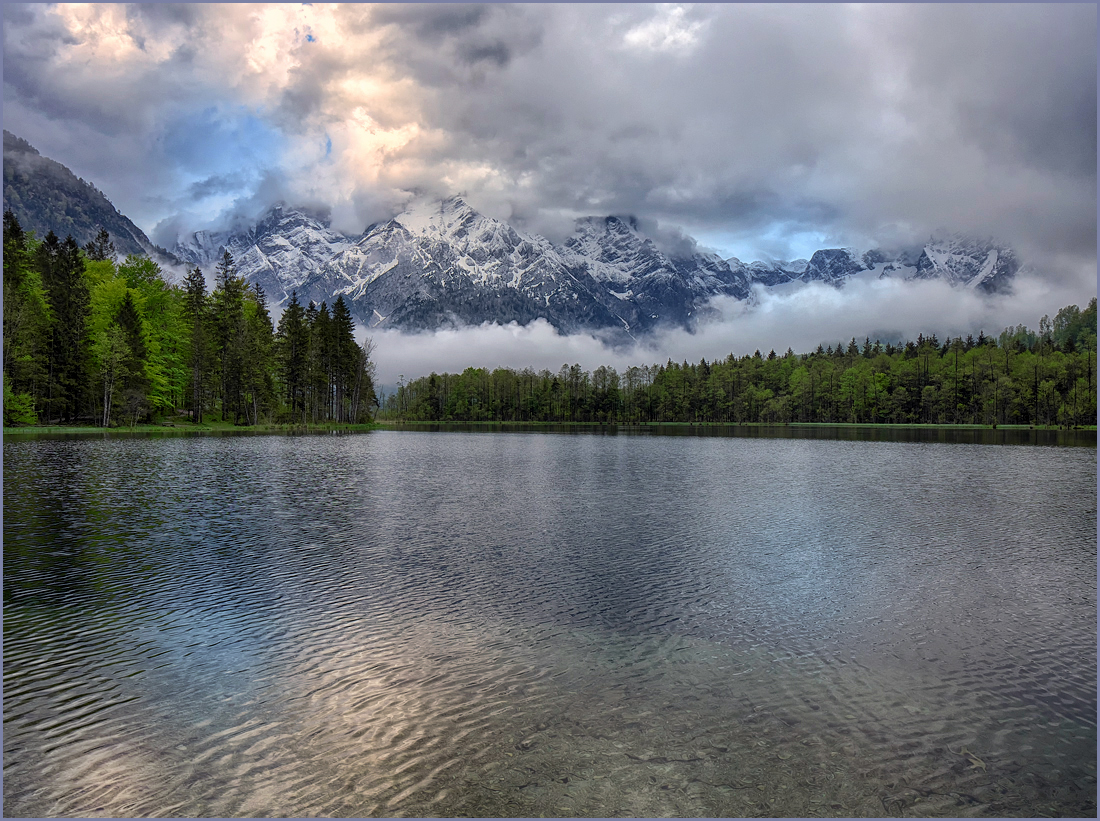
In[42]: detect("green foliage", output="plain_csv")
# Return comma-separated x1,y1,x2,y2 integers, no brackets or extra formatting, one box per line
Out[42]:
3,373,38,426
0,202,1084,431
37,231,91,422
3,209,51,398
383,307,1098,428
83,228,115,261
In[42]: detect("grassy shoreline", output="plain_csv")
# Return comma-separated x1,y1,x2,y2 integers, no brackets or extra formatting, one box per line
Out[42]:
5,420,1094,437
4,421,382,436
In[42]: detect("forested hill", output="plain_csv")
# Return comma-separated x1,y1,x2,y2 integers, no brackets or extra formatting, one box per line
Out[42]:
2,131,172,261
3,210,377,428
383,302,1097,427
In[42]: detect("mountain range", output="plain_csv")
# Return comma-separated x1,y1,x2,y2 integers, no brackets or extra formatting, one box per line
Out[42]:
4,132,1020,337
172,197,1019,337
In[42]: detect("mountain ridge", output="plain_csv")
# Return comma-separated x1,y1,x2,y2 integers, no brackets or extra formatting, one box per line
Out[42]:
2,131,1022,336
3,131,178,264
173,197,1019,334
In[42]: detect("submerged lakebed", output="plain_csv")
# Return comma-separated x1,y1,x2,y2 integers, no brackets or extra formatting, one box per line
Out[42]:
3,429,1096,817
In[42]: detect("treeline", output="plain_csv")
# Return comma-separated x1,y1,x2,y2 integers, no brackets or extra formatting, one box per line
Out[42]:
383,301,1097,427
3,211,377,427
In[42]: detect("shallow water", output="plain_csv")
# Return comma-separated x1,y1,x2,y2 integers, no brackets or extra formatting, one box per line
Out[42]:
4,431,1096,817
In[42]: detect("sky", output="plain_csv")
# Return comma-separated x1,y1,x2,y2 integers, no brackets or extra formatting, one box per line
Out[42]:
3,3,1096,384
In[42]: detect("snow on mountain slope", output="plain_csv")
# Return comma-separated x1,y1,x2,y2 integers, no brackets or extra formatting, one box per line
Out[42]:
315,197,632,334
172,204,355,305
910,233,1019,293
172,198,1022,333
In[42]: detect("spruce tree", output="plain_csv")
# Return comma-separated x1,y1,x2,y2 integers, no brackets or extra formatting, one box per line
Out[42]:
38,233,91,422
4,212,50,400
211,251,245,421
276,292,309,422
182,266,208,421
82,228,116,262
330,295,357,422
113,291,148,425
242,282,275,424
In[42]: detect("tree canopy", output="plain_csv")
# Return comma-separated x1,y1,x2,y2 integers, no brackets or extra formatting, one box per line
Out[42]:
3,211,377,427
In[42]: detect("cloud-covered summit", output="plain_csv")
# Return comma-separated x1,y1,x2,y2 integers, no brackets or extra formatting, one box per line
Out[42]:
3,3,1094,292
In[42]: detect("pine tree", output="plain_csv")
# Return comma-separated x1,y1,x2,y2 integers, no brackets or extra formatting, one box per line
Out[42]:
211,251,245,421
3,211,51,424
113,290,149,426
241,282,275,424
276,292,309,422
182,266,209,421
38,233,91,422
312,302,334,420
82,228,116,262
330,295,357,422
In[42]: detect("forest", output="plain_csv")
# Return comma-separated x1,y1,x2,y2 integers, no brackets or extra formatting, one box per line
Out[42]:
3,211,377,428
5,209,1095,431
381,302,1097,427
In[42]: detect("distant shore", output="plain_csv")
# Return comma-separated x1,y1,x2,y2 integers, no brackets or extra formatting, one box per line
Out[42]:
6,420,1096,437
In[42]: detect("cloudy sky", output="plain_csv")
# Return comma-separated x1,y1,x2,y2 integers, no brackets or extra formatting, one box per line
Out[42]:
4,3,1096,382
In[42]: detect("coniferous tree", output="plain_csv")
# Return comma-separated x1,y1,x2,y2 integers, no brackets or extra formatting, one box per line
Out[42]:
82,228,116,262
330,295,358,422
3,211,51,424
38,232,91,422
4,213,48,391
241,282,275,424
304,301,320,420
276,291,309,422
182,266,209,421
211,250,246,421
113,290,148,426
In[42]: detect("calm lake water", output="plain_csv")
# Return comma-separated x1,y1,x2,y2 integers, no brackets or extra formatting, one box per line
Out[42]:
3,430,1096,817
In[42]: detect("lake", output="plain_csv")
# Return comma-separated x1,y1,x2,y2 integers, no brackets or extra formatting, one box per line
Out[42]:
3,430,1096,817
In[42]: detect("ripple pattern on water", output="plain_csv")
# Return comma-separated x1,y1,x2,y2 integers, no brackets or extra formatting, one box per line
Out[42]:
4,432,1095,817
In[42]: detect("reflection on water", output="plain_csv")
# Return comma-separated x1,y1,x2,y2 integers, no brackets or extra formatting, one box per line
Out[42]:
4,432,1096,817
387,422,1097,448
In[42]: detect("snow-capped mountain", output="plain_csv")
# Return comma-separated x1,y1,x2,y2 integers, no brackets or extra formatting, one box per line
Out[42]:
735,258,809,287
172,204,356,305
562,216,753,327
908,234,1019,292
727,234,1018,294
316,197,629,334
172,199,1022,334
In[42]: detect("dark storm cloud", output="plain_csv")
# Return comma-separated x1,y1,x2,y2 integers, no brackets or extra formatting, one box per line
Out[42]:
187,172,250,201
368,3,491,42
2,3,1094,284
458,41,511,68
335,3,1094,272
887,4,1097,180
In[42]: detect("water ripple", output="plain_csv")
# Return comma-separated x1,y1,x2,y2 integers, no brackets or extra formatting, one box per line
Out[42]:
4,432,1095,817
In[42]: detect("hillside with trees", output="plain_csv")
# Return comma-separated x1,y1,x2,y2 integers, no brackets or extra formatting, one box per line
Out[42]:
3,211,377,428
2,132,173,260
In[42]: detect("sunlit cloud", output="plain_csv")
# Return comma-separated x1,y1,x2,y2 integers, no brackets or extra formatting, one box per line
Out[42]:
4,2,1094,380
622,5,706,54
5,3,1092,266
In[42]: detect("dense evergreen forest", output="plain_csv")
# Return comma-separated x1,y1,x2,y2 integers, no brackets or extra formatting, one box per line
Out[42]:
382,301,1097,427
3,211,377,427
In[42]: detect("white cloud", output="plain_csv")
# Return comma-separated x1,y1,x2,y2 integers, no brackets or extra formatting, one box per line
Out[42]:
622,5,705,54
4,4,1094,279
364,274,1092,388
